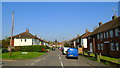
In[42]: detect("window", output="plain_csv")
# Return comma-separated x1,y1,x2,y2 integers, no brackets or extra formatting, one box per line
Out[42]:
97,34,99,39
106,31,109,38
97,44,100,50
25,39,27,42
104,32,106,39
101,44,104,50
115,43,119,51
115,28,119,36
110,30,113,37
100,33,103,39
88,37,90,39
110,43,115,51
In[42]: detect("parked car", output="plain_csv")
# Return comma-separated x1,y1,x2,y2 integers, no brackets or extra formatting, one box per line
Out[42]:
66,48,78,59
52,47,55,51
59,47,63,51
62,47,70,55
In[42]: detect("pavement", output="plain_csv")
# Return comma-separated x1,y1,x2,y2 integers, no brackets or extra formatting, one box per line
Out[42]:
2,49,113,68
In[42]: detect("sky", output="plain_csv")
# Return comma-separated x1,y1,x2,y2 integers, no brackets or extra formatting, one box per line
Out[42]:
2,2,119,42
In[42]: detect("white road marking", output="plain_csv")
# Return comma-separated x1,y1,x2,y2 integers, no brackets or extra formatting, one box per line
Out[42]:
30,58,46,65
58,55,61,60
58,54,64,68
60,61,64,68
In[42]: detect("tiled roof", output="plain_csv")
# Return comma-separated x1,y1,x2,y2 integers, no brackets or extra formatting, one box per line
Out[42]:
90,16,120,36
81,32,91,38
12,32,46,42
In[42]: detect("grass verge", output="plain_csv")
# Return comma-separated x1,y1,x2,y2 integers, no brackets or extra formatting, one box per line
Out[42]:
2,52,46,59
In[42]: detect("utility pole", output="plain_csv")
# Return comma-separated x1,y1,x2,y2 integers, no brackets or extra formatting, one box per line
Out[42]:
9,11,14,56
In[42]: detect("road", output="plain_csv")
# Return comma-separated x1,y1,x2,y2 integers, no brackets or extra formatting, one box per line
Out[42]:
2,49,112,68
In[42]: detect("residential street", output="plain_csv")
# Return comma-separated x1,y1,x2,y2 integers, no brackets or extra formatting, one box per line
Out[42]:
2,49,112,68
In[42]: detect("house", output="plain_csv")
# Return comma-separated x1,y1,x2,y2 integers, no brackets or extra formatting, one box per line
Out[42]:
80,29,91,52
10,29,47,46
87,14,120,57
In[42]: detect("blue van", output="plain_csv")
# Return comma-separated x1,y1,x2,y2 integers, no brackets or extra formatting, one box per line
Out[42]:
66,48,78,59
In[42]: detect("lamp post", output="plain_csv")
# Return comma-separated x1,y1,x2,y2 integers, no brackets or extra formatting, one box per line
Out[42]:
9,11,14,56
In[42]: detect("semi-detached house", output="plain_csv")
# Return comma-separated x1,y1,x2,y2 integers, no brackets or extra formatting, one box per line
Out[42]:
87,14,120,57
10,29,48,46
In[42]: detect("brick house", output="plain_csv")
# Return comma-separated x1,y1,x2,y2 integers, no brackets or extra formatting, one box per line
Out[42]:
10,29,48,46
65,29,91,54
87,15,120,57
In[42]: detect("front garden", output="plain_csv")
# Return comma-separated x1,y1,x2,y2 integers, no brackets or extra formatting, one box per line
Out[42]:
2,45,51,59
81,52,120,67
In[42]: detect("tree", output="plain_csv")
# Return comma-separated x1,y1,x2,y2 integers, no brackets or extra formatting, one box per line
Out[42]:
2,37,10,48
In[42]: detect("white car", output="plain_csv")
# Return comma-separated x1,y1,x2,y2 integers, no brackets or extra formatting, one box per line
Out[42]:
62,47,70,55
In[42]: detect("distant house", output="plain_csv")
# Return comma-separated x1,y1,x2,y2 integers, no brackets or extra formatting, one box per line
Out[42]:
10,29,47,46
87,14,120,57
65,30,91,54
80,29,91,52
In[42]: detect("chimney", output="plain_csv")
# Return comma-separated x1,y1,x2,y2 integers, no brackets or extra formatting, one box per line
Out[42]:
26,28,29,33
86,29,89,33
35,34,37,37
112,14,117,20
99,22,102,26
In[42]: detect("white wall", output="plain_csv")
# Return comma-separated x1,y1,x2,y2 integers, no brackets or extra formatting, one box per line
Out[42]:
83,38,87,48
33,39,41,45
81,38,87,48
14,39,32,46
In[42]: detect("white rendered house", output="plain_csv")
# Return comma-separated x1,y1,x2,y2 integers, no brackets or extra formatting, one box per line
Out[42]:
11,29,47,46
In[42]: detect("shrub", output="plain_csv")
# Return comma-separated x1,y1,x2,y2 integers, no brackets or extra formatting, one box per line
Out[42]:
15,45,50,52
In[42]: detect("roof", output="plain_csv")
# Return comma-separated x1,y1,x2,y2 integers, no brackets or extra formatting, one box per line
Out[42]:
90,16,120,36
12,31,46,42
81,32,91,38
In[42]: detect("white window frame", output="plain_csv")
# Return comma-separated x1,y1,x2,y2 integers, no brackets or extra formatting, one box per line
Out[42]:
115,28,119,36
100,33,103,39
110,43,115,51
115,43,119,51
101,44,104,50
110,30,113,38
97,44,100,50
106,31,109,38
97,34,99,39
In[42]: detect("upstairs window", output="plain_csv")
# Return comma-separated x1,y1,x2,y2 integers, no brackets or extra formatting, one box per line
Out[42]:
110,30,113,37
104,32,106,39
115,28,119,36
25,39,27,42
100,33,103,39
106,31,109,38
97,34,99,39
88,37,91,40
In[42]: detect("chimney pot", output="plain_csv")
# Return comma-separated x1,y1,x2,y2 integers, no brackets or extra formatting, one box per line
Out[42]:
26,28,29,33
86,29,89,33
99,22,102,26
112,14,117,20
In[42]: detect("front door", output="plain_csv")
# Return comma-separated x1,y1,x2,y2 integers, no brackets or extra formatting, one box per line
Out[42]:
105,43,110,56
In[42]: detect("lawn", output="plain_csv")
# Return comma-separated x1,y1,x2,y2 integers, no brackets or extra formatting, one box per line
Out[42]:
83,52,120,64
0,49,1,58
2,52,46,59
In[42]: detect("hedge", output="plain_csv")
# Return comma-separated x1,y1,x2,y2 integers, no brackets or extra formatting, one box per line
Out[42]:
14,45,50,52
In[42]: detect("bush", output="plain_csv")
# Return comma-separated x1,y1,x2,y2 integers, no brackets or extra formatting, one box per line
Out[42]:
64,44,70,47
2,48,15,53
2,48,9,53
15,45,50,52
